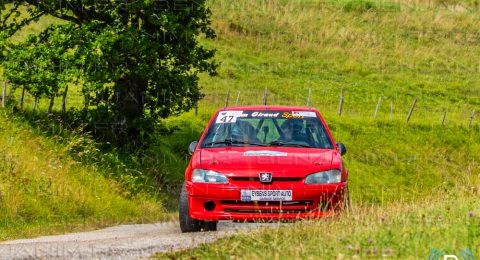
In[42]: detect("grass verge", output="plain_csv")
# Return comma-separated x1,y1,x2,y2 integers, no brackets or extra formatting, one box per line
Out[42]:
0,109,166,240
159,193,480,259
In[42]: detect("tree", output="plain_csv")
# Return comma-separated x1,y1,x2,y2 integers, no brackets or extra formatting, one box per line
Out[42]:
0,1,217,145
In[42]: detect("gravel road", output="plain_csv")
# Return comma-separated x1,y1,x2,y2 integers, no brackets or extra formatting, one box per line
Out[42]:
0,221,275,259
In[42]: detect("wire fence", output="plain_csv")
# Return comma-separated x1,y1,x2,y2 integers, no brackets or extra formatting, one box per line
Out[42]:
1,81,478,128
199,87,478,127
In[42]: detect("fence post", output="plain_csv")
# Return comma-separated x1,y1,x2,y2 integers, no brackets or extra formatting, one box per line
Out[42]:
306,88,311,107
48,95,55,114
442,111,447,127
224,90,230,108
2,81,6,108
262,88,268,105
235,91,241,106
406,98,417,123
33,97,39,113
338,87,344,116
374,97,382,119
469,110,475,127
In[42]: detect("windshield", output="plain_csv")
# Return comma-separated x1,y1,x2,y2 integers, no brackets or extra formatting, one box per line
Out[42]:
201,110,333,149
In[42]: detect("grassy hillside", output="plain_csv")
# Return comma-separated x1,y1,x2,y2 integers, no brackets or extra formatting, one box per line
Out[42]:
159,0,480,257
0,0,479,250
197,0,480,121
164,0,480,204
0,109,166,240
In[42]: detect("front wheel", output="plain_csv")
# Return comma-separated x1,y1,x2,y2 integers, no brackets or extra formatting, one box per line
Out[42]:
179,183,201,233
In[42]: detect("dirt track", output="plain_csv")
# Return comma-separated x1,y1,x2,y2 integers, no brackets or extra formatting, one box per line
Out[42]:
0,221,274,259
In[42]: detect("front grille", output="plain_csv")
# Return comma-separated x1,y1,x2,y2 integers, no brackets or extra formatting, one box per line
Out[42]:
230,177,303,182
221,200,315,214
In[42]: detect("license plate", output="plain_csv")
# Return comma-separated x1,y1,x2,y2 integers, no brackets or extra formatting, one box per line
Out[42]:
240,190,293,201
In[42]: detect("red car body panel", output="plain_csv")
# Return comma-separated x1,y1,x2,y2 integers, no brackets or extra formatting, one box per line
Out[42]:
185,106,348,221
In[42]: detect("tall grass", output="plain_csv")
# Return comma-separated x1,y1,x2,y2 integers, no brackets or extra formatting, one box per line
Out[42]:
0,109,166,240
161,192,480,259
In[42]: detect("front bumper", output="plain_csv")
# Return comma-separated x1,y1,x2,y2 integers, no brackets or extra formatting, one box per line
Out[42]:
186,181,347,221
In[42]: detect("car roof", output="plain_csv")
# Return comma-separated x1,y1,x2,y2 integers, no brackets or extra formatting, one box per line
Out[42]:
218,106,319,112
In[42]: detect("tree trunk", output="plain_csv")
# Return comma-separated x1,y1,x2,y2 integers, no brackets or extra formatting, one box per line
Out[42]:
84,93,89,112
114,76,146,120
33,97,39,113
61,85,68,113
48,95,55,114
112,75,147,143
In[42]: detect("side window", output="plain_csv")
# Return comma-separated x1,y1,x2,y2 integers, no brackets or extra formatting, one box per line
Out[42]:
310,121,332,148
204,124,230,145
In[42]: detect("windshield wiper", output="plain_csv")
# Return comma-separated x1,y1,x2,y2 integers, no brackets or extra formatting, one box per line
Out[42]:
204,138,267,147
268,140,312,148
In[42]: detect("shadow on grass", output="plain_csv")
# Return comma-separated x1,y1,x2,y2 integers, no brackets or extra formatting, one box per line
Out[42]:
6,104,203,211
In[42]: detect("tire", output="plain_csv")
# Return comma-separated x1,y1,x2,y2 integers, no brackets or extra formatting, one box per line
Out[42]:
202,221,218,231
179,183,201,233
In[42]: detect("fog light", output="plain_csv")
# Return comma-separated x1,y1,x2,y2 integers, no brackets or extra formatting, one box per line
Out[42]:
204,201,216,211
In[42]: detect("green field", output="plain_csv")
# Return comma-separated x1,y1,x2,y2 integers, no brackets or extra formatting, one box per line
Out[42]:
0,0,479,257
167,0,480,203
159,0,480,258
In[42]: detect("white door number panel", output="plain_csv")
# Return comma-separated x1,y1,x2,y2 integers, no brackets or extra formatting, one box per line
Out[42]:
216,111,248,124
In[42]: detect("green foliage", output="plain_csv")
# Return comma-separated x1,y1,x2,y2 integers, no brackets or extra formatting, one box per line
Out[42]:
2,25,78,102
0,1,217,146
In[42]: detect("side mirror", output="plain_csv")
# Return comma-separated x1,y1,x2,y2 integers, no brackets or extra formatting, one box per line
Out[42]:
337,142,347,156
188,141,198,155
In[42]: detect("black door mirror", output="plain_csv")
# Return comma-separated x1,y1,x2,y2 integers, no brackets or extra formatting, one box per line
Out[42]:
188,141,198,155
337,142,347,156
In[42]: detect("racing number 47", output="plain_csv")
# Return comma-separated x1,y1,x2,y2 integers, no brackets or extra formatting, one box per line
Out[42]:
219,116,235,123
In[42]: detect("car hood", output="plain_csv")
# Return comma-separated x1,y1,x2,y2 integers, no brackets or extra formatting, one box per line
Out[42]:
199,147,336,178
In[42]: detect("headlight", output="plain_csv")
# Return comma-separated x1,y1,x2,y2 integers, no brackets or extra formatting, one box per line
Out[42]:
192,169,229,184
305,170,341,184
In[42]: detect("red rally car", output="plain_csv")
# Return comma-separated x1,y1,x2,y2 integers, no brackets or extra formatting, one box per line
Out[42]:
179,106,348,232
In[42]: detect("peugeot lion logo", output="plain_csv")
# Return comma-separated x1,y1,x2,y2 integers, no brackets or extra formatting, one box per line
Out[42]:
259,172,272,183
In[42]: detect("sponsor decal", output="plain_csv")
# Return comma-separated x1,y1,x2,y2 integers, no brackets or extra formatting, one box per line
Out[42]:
292,111,317,118
240,189,293,201
251,190,292,197
243,150,288,157
251,111,280,118
282,112,304,119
